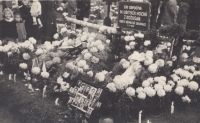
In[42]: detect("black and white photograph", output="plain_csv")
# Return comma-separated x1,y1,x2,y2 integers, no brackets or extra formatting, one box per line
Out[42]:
0,0,200,123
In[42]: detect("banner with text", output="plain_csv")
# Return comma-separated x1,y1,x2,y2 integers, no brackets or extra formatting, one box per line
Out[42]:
118,1,151,31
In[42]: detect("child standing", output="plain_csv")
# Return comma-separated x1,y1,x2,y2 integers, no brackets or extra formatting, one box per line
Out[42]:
0,8,18,39
30,0,43,28
15,13,27,41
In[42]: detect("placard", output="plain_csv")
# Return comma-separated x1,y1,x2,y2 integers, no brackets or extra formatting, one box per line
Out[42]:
68,80,102,118
118,1,151,31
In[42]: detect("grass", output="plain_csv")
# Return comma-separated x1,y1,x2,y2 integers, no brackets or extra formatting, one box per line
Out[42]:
0,74,66,123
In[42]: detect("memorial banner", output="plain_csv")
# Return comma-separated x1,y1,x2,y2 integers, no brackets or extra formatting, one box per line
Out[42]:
118,1,151,31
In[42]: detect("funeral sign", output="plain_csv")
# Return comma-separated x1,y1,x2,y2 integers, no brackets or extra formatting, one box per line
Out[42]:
118,1,151,31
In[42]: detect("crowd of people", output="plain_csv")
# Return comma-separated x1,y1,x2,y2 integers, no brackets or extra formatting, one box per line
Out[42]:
0,0,58,43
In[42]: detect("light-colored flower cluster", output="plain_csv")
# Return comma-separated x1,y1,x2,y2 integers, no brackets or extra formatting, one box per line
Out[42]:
41,71,50,78
57,76,70,92
35,48,44,55
95,71,108,82
106,83,117,92
126,87,135,97
63,72,70,78
23,53,30,60
19,63,28,69
31,67,41,75
193,56,200,63
182,95,191,103
173,68,193,80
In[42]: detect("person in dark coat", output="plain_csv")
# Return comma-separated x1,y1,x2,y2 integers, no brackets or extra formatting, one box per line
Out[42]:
40,0,57,42
19,0,40,40
0,8,18,39
186,0,200,31
76,0,91,28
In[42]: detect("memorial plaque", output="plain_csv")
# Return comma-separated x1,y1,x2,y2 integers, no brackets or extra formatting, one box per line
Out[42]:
118,1,151,31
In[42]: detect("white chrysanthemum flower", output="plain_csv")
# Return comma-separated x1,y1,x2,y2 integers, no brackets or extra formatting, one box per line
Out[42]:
124,36,130,42
31,67,41,75
97,44,105,51
177,79,189,87
144,58,153,66
90,47,98,53
125,45,131,51
77,60,87,68
155,59,165,67
35,48,43,55
154,84,163,91
120,59,127,64
148,64,158,73
164,85,172,92
188,81,199,91
83,64,89,70
63,72,70,78
144,40,151,46
106,83,117,92
41,71,50,78
145,50,153,58
182,95,191,103
113,75,129,90
175,86,184,95
53,33,59,39
129,42,136,49
193,71,200,76
142,80,150,87
167,80,175,87
129,36,135,41
184,65,189,70
157,89,166,97
145,87,156,97
19,63,28,69
181,53,189,59
53,57,61,64
95,72,105,82
23,53,30,60
84,53,92,60
87,71,94,77
122,61,130,69
158,80,166,86
171,74,180,82
126,87,135,96
91,56,99,63
106,39,110,44
136,87,144,93
147,78,154,84
29,37,37,44
138,92,146,100
189,66,195,72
